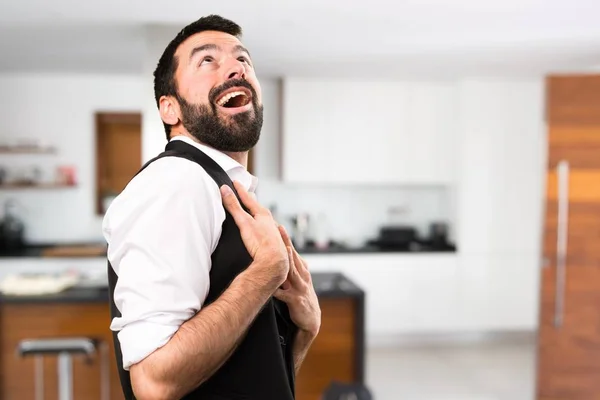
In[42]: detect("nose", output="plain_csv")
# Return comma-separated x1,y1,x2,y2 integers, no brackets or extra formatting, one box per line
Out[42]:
225,59,246,81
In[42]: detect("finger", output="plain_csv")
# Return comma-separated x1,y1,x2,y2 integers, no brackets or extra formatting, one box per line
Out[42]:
233,181,265,217
280,280,291,290
287,246,302,285
279,225,293,248
288,246,303,288
279,229,309,280
295,253,310,278
220,185,252,227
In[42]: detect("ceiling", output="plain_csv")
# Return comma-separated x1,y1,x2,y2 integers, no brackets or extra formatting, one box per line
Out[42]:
1,0,600,78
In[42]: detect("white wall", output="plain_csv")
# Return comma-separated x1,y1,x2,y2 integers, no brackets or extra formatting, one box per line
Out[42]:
0,71,547,338
141,26,178,163
0,73,144,243
0,71,543,261
253,79,453,245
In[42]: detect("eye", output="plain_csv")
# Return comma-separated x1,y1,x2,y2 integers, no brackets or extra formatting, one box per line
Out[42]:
200,56,214,66
238,56,251,65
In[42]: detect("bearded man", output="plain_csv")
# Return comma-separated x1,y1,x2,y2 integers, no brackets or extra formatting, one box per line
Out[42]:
103,15,321,400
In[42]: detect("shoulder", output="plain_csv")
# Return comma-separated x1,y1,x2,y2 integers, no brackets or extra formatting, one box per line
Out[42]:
103,155,225,233
116,155,226,210
133,155,217,194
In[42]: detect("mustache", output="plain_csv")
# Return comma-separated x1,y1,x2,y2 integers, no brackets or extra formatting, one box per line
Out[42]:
209,79,258,105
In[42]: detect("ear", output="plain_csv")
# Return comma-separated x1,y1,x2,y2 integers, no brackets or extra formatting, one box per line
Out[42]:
159,95,180,126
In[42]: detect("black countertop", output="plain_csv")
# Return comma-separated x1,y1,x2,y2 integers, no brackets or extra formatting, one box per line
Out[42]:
0,272,364,304
298,244,456,254
0,286,111,304
0,243,456,258
0,245,52,258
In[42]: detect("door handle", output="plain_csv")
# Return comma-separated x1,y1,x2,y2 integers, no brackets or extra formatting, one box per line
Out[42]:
554,160,569,328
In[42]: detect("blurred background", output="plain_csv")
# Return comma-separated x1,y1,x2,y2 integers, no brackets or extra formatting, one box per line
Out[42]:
0,0,599,399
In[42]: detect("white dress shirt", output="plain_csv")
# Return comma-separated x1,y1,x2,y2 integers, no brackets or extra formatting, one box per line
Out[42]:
102,135,258,371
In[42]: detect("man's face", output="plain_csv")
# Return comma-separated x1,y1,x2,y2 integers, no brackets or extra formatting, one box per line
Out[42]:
169,30,263,152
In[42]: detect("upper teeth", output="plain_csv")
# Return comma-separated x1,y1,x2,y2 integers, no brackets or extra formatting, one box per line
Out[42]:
217,91,246,106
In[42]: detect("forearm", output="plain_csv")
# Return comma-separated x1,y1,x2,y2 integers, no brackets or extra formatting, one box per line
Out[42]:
130,263,278,400
292,329,318,374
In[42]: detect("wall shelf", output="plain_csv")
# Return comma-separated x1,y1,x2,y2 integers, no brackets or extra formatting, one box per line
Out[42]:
0,183,76,190
0,146,57,154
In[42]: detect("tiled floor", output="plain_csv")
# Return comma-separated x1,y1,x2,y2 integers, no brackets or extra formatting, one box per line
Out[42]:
365,339,536,400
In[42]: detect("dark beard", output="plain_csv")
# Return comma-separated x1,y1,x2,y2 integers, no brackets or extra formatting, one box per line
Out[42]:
176,79,263,152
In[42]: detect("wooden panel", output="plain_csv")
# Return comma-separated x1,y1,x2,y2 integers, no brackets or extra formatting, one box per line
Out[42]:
547,75,600,125
295,298,356,400
539,167,600,398
0,303,124,400
538,268,600,400
247,147,255,176
0,297,359,400
538,74,600,399
95,112,141,215
548,125,600,169
546,170,600,203
41,244,107,258
543,202,600,267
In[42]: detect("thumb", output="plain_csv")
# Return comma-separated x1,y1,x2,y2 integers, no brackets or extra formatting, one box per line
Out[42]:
274,288,292,303
220,185,250,226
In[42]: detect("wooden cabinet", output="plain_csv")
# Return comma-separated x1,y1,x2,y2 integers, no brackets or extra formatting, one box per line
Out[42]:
295,297,363,400
0,302,123,400
281,78,456,185
0,281,364,400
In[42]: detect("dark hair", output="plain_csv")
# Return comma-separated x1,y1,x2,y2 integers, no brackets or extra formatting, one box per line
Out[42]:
153,15,243,139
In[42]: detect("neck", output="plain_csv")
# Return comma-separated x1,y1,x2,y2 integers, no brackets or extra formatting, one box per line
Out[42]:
223,151,248,168
170,131,248,169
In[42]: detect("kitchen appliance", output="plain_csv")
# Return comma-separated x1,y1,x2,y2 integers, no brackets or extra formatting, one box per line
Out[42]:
290,213,311,250
366,223,456,252
368,225,417,251
428,221,450,248
0,199,25,251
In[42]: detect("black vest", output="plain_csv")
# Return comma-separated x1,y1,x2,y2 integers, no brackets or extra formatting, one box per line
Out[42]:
108,140,298,399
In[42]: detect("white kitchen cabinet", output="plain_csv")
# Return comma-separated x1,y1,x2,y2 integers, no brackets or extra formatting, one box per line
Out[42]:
303,253,459,337
402,82,457,184
281,78,456,185
456,254,541,331
452,79,545,332
454,79,545,256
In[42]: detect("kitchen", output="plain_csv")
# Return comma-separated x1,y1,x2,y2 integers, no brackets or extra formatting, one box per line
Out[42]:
0,1,600,399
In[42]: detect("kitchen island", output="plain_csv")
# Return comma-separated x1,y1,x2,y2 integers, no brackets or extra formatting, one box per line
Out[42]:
0,272,365,400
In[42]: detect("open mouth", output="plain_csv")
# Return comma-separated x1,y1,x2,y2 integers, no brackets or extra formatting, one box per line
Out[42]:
215,88,252,109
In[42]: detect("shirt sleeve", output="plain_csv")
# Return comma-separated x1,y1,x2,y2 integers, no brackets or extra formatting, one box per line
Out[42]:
102,157,224,370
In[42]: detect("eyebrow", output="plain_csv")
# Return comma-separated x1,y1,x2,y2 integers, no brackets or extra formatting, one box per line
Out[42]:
189,43,252,62
189,44,219,61
233,45,251,58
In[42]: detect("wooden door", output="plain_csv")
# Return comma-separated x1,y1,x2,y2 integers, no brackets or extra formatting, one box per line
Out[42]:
537,75,600,399
95,112,142,215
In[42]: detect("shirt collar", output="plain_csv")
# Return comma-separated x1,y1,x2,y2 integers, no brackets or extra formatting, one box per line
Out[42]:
170,135,258,192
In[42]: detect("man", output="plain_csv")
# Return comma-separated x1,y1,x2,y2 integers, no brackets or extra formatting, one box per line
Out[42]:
103,15,321,400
